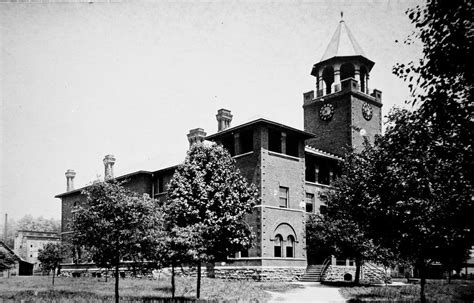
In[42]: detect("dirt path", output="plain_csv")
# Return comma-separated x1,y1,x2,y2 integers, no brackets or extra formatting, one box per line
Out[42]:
267,282,346,303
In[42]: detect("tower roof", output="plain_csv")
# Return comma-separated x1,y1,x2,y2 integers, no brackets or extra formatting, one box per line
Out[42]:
320,19,365,61
311,15,374,76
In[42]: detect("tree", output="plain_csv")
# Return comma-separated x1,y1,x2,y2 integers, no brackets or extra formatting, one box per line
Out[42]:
390,2,473,301
369,108,473,303
165,143,259,299
38,242,68,286
306,144,393,284
71,180,164,303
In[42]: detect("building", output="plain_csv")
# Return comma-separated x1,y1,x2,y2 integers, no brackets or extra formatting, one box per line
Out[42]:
55,17,384,281
1,241,33,277
14,230,60,270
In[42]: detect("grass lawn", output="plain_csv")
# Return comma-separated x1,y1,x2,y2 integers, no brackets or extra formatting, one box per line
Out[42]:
340,279,474,302
0,275,297,302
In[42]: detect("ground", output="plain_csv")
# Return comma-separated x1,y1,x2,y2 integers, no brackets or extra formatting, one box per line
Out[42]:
3,276,474,302
0,275,298,302
340,279,474,302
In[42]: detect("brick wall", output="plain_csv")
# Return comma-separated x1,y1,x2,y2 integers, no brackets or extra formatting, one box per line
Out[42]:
304,90,382,156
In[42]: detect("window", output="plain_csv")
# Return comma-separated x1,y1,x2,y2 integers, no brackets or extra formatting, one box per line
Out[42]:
157,176,164,193
240,130,253,154
221,136,235,156
268,129,281,153
319,193,328,214
286,134,299,157
274,235,283,257
279,187,289,208
286,236,295,258
240,250,249,258
305,193,315,213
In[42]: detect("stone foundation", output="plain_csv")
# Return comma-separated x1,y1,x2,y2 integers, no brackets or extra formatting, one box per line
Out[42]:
211,266,306,281
59,265,306,282
322,264,391,283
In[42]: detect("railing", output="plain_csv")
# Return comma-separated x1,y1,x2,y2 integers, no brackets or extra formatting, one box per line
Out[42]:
320,257,332,282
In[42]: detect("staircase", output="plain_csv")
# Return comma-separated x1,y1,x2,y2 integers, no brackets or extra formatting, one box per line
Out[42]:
299,265,324,282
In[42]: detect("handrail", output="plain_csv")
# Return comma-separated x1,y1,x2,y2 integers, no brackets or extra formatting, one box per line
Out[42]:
320,257,332,282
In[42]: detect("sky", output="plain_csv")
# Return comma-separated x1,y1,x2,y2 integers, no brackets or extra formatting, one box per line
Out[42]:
0,0,423,221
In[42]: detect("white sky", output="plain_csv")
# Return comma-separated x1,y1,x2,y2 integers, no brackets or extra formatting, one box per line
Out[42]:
0,0,423,221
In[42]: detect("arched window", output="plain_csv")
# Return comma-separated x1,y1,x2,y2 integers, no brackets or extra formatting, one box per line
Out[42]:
286,235,295,258
340,63,355,81
322,66,334,95
274,235,283,257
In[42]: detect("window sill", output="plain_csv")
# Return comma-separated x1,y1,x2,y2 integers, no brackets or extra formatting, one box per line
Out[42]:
233,151,254,159
268,151,300,161
304,181,334,188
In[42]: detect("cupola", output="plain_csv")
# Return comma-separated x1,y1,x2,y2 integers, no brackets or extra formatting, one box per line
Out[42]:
311,13,374,97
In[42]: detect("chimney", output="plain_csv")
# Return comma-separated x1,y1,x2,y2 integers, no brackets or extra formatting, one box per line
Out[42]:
187,128,207,147
216,109,232,132
65,169,76,191
103,154,116,180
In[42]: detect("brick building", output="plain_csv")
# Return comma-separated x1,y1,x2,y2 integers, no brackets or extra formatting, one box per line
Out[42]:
56,18,384,281
13,230,61,270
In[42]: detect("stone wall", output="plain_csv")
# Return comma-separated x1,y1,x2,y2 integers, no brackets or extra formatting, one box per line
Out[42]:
209,266,306,282
60,265,306,282
322,264,391,284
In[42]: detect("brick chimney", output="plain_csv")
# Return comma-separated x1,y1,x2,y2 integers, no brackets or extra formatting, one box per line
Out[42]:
187,128,207,147
103,154,116,180
65,169,76,191
216,109,232,132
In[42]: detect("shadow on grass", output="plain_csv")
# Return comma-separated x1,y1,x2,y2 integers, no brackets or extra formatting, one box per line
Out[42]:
1,290,219,303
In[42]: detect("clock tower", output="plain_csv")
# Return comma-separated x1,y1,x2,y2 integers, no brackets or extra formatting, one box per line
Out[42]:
303,15,382,156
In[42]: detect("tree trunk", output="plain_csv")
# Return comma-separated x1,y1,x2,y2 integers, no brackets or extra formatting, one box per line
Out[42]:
354,258,361,285
196,261,202,299
419,262,426,303
447,268,452,284
171,260,175,299
52,268,55,286
115,264,120,303
105,269,108,282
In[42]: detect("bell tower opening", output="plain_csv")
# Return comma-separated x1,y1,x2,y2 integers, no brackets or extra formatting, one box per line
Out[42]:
322,66,334,95
340,63,355,82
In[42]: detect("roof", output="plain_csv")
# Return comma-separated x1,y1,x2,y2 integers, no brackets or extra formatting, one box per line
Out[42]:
206,118,316,140
320,19,365,62
305,145,343,161
55,170,153,198
0,241,29,263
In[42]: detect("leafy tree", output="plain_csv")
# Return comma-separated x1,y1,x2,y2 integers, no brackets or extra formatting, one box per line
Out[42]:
71,180,164,303
306,144,393,284
37,242,69,286
165,143,259,299
369,108,473,303
390,1,473,300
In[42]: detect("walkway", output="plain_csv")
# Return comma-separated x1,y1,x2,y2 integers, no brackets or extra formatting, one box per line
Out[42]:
267,282,346,303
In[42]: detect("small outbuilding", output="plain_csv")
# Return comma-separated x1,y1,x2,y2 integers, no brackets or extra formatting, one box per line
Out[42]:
0,241,34,277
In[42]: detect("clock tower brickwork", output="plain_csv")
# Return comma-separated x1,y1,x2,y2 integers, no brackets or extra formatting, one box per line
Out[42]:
303,18,383,156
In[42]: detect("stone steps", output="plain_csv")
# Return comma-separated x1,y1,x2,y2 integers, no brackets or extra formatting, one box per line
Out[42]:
299,265,323,282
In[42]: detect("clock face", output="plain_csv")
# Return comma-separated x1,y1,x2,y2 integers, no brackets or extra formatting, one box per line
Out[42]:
319,104,334,121
362,103,373,121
